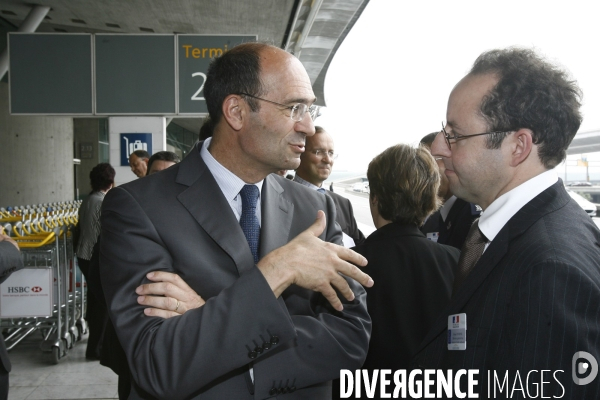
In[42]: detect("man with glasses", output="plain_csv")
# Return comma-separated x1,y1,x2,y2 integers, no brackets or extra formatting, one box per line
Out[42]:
100,42,372,399
293,126,365,247
411,48,600,397
419,131,480,249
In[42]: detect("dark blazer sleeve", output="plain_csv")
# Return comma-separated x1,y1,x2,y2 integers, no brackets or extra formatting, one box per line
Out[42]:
328,192,365,246
100,182,370,399
0,241,24,284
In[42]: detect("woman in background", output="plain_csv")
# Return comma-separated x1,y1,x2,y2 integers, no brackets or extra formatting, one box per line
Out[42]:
76,163,115,360
358,144,459,372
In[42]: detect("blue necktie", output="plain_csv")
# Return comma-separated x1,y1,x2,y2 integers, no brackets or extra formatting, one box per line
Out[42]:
239,184,260,264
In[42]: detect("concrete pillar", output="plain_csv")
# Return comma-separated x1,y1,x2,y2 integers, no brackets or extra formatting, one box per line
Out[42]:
0,82,74,207
108,117,167,187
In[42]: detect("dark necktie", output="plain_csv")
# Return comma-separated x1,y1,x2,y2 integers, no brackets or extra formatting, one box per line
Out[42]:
452,219,487,295
239,184,260,264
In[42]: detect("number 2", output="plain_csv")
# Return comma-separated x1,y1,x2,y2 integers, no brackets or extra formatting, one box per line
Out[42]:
191,72,207,101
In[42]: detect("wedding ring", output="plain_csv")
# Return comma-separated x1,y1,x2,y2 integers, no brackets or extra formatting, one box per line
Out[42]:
174,300,180,312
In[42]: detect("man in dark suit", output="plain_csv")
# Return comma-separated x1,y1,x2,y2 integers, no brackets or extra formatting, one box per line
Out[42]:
413,48,600,398
100,42,373,399
420,132,480,249
0,234,25,399
293,126,365,246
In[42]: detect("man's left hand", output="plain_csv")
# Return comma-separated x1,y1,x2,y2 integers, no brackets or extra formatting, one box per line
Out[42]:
136,271,205,318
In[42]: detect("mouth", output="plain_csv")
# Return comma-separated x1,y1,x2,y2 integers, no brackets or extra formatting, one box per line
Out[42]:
290,143,305,153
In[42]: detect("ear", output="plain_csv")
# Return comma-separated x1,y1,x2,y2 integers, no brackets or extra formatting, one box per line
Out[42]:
369,194,378,207
509,128,534,167
221,94,245,131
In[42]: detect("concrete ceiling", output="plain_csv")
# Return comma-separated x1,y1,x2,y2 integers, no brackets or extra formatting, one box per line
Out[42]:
0,0,369,134
567,129,600,155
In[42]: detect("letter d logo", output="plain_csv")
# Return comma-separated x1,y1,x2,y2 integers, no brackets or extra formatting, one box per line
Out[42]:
572,351,598,385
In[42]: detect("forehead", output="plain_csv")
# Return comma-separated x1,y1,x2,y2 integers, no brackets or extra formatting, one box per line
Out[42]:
259,48,315,103
307,132,334,149
447,73,498,127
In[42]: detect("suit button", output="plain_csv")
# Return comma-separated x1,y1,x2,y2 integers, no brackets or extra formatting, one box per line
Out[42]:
269,387,277,396
270,335,279,345
248,351,257,359
262,341,271,350
254,346,263,354
278,387,285,394
290,386,296,392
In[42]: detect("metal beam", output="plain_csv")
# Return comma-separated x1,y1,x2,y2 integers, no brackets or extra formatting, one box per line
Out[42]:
0,5,51,80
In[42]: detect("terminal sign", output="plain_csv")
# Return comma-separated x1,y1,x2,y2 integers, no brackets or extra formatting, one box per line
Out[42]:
178,35,256,114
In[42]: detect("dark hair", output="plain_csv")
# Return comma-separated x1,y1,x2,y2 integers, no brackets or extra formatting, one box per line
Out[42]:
420,132,439,148
314,126,326,135
147,151,181,174
204,42,270,124
367,144,441,226
199,117,214,141
131,149,150,160
469,48,582,168
90,163,115,192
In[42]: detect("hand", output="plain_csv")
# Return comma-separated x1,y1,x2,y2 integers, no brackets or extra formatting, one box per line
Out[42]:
258,211,373,311
0,234,20,251
136,271,205,319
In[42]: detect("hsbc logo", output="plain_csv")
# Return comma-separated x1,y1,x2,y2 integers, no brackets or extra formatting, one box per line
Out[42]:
31,286,42,293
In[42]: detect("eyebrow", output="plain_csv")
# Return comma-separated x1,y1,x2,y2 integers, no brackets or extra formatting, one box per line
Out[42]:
285,96,317,105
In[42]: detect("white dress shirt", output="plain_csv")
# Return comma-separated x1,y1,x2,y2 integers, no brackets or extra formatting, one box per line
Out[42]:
200,138,263,225
479,169,558,251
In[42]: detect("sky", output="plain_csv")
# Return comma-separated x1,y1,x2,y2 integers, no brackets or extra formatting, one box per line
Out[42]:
316,0,600,178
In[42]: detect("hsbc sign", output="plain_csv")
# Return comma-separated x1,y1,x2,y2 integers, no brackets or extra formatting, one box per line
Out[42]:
0,269,53,317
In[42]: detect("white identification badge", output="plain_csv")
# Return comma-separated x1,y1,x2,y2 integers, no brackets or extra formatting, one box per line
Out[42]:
448,313,467,350
426,232,439,242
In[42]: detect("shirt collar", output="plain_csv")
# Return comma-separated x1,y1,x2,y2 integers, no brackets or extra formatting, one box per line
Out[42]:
293,174,321,191
439,196,457,221
199,138,263,201
478,169,558,242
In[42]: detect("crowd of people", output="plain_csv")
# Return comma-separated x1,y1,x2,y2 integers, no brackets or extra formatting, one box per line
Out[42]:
3,41,600,400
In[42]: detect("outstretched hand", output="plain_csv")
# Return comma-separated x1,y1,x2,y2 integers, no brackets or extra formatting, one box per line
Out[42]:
258,210,372,311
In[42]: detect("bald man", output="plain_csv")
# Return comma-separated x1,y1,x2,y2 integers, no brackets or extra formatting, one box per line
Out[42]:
293,127,365,247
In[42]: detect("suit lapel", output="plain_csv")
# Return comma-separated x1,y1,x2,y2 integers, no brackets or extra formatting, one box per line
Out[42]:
259,175,294,257
415,181,570,353
175,143,255,276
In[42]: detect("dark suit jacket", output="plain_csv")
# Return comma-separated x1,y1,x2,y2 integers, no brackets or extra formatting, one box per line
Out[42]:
412,181,600,398
100,142,371,399
0,241,25,372
356,223,458,371
420,198,480,250
327,191,365,246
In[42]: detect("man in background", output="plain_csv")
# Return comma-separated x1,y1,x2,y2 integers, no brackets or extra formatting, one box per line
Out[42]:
420,132,480,249
294,126,365,246
128,149,150,178
146,151,181,175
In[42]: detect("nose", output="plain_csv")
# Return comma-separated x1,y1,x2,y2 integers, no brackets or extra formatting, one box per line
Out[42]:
296,113,316,137
431,131,451,159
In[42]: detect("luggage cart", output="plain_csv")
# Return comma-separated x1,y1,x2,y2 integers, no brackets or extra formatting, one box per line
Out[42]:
1,204,87,364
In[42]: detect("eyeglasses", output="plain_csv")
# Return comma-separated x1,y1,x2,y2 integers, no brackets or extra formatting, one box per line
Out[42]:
238,92,318,122
310,149,338,160
441,122,513,150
